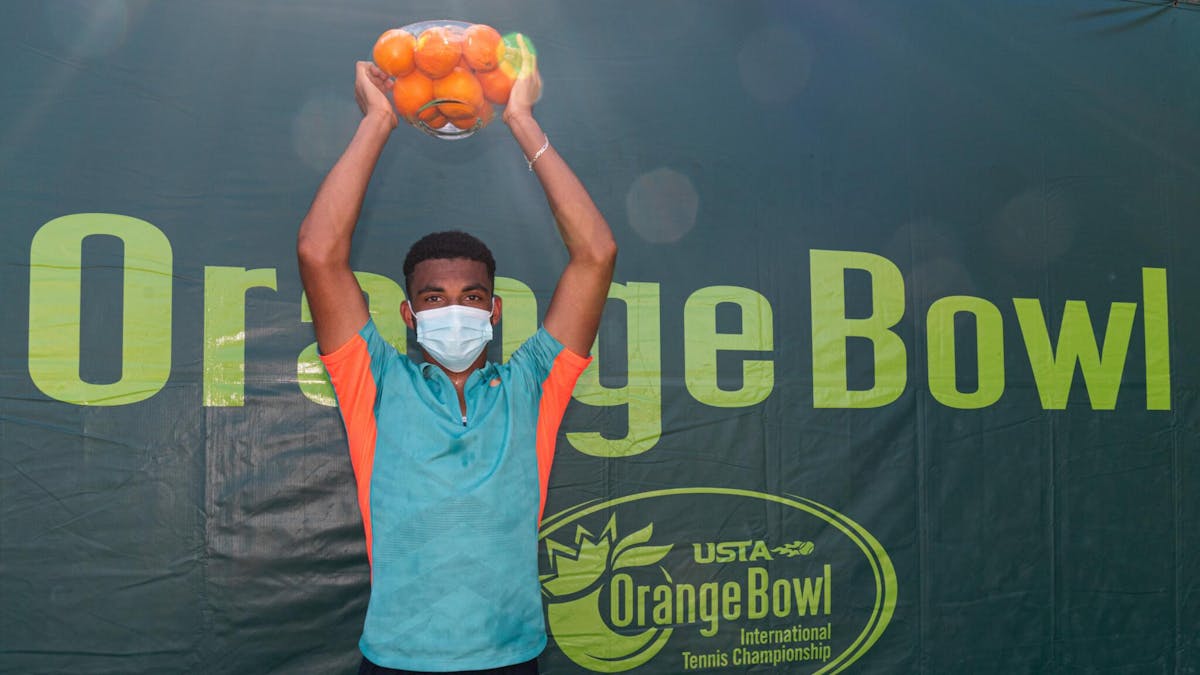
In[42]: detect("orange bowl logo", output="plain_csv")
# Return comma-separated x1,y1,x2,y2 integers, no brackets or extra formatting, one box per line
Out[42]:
539,488,897,673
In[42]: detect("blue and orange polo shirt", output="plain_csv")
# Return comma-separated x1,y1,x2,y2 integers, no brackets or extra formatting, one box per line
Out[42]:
320,318,590,671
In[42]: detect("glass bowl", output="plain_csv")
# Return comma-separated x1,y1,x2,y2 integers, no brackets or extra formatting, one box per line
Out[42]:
372,19,534,140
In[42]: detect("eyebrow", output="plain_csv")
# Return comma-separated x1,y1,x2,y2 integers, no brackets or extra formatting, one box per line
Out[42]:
414,283,492,295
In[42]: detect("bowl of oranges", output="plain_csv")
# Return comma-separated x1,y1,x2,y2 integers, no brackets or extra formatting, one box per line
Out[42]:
372,20,533,140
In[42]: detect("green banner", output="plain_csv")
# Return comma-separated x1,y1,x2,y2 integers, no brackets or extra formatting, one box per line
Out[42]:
2,1,1198,673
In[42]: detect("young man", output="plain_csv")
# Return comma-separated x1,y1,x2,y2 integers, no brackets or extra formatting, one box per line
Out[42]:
296,56,616,674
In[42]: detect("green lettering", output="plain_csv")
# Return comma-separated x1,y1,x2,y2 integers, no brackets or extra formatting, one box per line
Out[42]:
1013,298,1136,410
495,276,537,362
203,266,277,406
749,540,771,561
1142,268,1170,410
651,585,670,625
28,214,172,406
823,563,832,613
567,282,662,457
747,567,768,619
722,580,741,622
675,583,695,625
684,286,774,407
610,573,633,627
698,582,720,637
810,250,907,408
926,296,1005,409
793,575,823,616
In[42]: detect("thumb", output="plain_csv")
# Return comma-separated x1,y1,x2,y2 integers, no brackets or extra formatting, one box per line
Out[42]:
515,33,536,78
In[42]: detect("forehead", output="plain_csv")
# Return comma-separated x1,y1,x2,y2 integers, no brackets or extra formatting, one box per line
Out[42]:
408,257,492,291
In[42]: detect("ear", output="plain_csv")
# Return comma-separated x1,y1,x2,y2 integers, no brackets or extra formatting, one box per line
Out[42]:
401,300,416,331
490,295,502,326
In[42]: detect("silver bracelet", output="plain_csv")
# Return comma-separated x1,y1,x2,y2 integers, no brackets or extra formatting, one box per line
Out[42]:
525,134,550,171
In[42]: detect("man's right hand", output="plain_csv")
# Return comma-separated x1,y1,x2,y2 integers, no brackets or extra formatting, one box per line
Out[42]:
355,61,398,129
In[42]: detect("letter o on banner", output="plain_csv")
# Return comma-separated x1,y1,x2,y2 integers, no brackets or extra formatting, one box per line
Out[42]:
28,213,173,405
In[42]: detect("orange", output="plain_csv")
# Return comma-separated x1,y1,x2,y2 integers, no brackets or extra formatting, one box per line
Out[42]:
477,101,495,126
463,24,502,72
475,100,494,127
391,70,433,120
418,105,448,130
373,29,415,77
476,66,515,105
448,103,494,131
433,67,484,119
414,26,462,79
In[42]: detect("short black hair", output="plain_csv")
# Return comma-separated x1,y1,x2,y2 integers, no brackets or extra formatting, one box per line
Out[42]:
403,230,497,292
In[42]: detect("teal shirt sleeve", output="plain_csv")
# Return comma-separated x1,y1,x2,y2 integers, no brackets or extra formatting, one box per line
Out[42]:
505,326,572,386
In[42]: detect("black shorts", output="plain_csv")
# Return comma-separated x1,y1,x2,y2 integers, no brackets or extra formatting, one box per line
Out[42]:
358,657,538,675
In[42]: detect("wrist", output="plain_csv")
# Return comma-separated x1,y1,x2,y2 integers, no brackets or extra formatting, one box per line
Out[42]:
502,108,534,127
365,108,398,132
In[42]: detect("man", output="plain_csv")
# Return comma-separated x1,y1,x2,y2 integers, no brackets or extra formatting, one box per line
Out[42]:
296,53,616,674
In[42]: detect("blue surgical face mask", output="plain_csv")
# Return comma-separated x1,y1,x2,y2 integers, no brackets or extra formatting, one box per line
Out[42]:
414,302,494,373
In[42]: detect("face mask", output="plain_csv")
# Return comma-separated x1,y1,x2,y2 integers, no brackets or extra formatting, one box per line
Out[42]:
414,303,494,373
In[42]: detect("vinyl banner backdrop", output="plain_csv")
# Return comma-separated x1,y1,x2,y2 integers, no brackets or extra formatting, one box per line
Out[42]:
2,1,1198,673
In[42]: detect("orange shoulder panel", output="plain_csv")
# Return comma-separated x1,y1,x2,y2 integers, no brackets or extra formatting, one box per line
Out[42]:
534,347,592,524
319,333,380,566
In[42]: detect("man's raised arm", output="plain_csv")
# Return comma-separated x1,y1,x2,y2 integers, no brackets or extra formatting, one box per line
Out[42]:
503,45,617,357
297,61,397,354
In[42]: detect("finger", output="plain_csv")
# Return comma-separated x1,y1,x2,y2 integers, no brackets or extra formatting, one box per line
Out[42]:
516,34,533,78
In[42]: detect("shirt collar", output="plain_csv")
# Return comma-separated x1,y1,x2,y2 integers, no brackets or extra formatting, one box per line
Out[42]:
419,359,498,385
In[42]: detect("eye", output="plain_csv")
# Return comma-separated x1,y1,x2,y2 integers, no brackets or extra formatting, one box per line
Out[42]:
423,294,443,304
